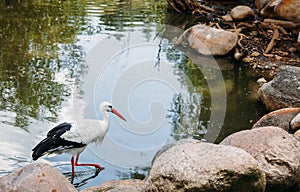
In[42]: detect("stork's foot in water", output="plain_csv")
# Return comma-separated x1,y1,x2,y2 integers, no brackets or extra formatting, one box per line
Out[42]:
95,166,104,175
70,168,104,187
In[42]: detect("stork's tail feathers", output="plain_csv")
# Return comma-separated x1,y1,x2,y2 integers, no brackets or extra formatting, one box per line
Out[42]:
32,137,54,160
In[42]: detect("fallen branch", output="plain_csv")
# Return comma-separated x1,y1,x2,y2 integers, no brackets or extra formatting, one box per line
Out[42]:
265,28,279,53
263,19,300,29
167,0,214,14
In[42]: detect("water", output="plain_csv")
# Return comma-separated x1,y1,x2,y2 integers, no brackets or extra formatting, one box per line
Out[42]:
0,0,265,190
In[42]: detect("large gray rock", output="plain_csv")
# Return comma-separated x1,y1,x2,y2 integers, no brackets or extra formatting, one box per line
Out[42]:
258,66,300,111
82,179,146,192
0,163,76,192
252,107,300,131
146,139,266,192
221,126,300,192
176,24,238,56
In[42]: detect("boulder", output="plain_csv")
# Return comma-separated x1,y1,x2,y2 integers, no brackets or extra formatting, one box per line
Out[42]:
0,163,76,192
255,0,300,22
176,24,238,56
146,139,266,192
252,107,300,131
258,66,300,111
291,112,300,132
151,139,191,165
230,5,255,20
81,179,146,192
221,126,300,192
275,0,300,22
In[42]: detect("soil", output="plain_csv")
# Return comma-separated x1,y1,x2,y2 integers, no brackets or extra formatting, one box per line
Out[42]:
166,0,300,79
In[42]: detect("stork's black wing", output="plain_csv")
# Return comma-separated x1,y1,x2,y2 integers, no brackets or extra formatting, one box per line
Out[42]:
32,122,86,160
46,122,72,137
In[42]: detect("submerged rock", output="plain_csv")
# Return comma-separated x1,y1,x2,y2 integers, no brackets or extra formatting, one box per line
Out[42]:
0,163,76,192
258,66,300,111
176,24,238,56
221,126,300,192
146,139,266,192
81,179,146,192
252,107,300,131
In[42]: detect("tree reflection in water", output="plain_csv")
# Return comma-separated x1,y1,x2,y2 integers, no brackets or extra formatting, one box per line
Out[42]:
0,0,87,129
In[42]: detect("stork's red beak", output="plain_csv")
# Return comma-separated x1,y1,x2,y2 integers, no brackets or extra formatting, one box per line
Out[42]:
111,109,127,121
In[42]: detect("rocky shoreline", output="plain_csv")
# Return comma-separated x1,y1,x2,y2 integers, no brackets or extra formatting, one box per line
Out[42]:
1,65,300,192
1,1,300,191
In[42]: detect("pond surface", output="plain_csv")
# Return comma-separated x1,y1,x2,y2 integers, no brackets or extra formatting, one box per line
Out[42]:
0,0,266,190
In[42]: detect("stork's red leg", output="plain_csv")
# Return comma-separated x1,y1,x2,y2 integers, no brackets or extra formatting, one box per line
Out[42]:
71,156,75,175
74,154,104,170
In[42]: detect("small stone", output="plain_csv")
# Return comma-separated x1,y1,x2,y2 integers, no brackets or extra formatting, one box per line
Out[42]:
251,31,258,36
298,32,300,46
288,47,297,53
257,77,267,84
291,112,300,131
294,129,300,141
230,5,255,20
250,51,261,57
221,14,233,21
242,57,254,63
275,55,282,60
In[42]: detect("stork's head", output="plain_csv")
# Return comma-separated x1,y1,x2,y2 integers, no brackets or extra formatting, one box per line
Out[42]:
100,102,126,121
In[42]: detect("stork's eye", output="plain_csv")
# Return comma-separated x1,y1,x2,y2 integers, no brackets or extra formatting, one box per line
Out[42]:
108,106,112,109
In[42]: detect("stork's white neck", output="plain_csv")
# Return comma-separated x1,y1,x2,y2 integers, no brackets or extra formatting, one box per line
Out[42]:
100,105,110,132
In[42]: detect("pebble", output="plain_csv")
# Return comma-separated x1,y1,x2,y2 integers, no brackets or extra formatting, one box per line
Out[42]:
242,57,254,63
257,77,267,84
250,51,261,57
222,14,233,21
230,5,255,20
291,113,300,132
